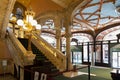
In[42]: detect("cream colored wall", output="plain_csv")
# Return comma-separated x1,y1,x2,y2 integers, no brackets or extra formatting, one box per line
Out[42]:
0,0,15,74
0,60,14,74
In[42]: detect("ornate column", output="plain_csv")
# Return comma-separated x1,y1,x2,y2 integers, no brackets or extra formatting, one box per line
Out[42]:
64,18,73,70
55,34,61,50
27,32,32,51
65,33,72,70
55,19,61,50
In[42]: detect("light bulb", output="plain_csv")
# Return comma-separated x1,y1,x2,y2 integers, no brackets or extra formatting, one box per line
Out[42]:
17,19,24,26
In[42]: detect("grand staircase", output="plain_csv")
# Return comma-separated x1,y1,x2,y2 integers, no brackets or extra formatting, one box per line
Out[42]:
18,38,60,80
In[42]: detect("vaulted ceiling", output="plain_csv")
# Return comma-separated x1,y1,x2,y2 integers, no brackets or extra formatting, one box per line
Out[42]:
13,0,120,38
72,0,120,32
16,0,79,16
72,0,120,36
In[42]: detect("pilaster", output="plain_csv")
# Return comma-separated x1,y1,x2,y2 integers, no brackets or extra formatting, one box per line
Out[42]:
55,19,62,50
0,0,16,39
64,16,73,70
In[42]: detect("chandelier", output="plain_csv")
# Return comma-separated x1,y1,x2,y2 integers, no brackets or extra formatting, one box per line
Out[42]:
16,8,41,32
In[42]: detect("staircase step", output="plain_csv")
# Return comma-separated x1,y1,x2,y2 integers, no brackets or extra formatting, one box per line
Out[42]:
18,39,60,77
18,38,28,49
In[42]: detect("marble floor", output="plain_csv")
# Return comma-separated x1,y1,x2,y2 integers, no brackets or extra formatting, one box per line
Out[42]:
63,71,96,78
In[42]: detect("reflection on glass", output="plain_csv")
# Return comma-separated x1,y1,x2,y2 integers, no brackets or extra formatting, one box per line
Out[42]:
103,44,108,63
72,52,82,64
112,52,120,68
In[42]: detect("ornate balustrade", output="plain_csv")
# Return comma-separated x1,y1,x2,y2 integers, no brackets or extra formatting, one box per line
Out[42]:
32,33,66,71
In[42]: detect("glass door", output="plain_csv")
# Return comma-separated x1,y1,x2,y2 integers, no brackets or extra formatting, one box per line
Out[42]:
72,52,82,64
112,52,120,68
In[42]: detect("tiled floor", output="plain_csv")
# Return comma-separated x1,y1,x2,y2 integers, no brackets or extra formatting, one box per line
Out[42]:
0,74,17,80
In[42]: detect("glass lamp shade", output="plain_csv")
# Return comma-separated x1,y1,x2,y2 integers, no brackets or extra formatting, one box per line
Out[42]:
31,20,37,26
17,19,24,26
26,15,33,23
36,24,41,30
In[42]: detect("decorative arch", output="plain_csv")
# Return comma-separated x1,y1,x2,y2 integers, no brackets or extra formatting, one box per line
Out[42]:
35,10,63,21
36,11,63,34
96,25,120,41
71,0,88,19
72,33,93,43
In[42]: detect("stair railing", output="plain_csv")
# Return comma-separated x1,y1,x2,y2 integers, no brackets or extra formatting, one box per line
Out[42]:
7,28,27,66
7,28,35,66
32,33,66,71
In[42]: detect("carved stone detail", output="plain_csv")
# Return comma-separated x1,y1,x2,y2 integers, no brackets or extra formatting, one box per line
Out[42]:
0,0,16,38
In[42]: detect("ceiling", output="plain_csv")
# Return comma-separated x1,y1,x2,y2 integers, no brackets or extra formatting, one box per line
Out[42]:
15,0,120,37
72,0,120,37
16,0,77,16
51,0,76,8
72,0,120,33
